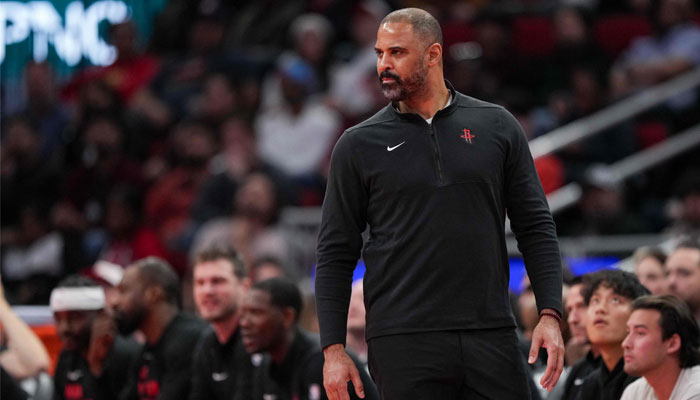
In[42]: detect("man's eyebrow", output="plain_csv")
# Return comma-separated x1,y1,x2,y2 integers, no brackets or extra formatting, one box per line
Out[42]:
375,46,408,52
629,324,648,329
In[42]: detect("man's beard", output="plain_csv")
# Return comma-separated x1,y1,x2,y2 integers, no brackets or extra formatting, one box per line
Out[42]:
379,61,428,102
115,308,145,336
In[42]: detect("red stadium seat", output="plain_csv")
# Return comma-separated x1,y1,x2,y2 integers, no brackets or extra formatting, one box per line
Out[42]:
636,120,669,149
511,15,555,57
593,14,652,57
442,21,476,51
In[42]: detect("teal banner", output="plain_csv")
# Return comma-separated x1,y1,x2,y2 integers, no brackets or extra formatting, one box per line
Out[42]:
0,0,167,83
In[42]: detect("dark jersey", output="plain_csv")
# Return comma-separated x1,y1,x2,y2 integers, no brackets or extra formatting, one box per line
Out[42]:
188,326,252,400
316,81,562,348
251,330,378,400
53,336,140,400
575,358,637,400
562,351,601,400
122,313,205,400
2,366,28,400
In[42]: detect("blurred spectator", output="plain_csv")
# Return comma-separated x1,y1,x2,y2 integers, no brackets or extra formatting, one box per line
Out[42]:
564,277,593,366
470,13,514,102
191,172,289,267
256,57,342,202
0,274,51,380
1,117,62,231
666,240,700,324
190,116,293,225
250,255,288,283
1,202,64,304
133,2,235,131
189,246,253,400
665,169,700,238
50,275,139,400
145,120,216,272
545,7,609,95
186,73,239,127
577,269,650,400
621,295,700,400
14,61,71,159
559,174,649,236
57,116,144,234
561,275,603,400
62,21,160,105
240,277,378,400
609,0,700,124
86,185,170,269
632,246,669,295
224,0,306,51
114,257,206,400
328,1,389,122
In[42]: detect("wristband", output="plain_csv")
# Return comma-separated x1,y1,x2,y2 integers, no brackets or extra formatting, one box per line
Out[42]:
539,310,561,323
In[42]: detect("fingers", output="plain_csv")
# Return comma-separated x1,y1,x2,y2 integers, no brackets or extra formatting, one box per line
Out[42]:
539,343,564,391
527,334,541,365
349,366,366,399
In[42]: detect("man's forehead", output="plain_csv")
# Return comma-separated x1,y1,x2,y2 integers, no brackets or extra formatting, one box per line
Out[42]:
592,283,631,300
667,248,700,268
628,309,660,327
376,22,416,45
246,289,272,306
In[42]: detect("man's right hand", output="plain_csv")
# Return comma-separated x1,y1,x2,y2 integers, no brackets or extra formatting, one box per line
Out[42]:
322,344,365,400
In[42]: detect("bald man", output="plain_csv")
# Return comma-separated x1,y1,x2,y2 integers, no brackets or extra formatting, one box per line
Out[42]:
316,7,564,400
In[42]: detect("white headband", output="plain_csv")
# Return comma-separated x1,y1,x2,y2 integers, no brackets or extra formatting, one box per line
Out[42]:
50,287,106,312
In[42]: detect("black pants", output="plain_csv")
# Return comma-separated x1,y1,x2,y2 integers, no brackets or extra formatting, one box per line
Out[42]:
367,328,532,400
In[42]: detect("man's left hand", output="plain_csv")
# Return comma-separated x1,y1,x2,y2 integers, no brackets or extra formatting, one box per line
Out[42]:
528,309,564,392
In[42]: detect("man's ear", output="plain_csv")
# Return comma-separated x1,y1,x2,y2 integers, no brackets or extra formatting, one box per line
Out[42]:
665,333,681,356
144,285,163,305
426,43,442,66
281,307,297,330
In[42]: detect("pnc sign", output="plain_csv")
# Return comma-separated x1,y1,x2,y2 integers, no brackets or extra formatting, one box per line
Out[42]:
0,1,130,67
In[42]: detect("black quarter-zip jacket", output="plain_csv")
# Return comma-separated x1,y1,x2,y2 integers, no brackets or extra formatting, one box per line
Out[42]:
315,82,563,348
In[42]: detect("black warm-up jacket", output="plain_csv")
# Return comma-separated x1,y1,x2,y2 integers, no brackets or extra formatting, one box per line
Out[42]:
315,82,563,349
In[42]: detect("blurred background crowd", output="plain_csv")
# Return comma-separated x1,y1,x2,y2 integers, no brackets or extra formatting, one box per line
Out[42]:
1,0,700,397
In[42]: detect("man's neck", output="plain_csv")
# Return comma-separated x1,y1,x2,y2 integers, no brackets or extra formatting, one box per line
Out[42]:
645,358,682,400
599,344,623,371
142,304,178,345
269,329,296,365
212,312,240,344
397,79,450,120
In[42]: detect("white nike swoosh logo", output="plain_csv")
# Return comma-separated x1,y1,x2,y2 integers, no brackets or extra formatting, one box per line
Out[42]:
387,141,406,151
67,370,83,381
574,378,585,386
212,372,228,381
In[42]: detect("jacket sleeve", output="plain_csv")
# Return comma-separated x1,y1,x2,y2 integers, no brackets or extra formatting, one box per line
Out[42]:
315,131,368,349
187,335,211,400
501,110,563,316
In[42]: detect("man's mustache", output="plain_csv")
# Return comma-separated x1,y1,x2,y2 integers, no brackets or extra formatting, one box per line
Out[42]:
379,70,401,84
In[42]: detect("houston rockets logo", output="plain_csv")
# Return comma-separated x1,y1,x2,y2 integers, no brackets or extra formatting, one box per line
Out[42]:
460,129,475,144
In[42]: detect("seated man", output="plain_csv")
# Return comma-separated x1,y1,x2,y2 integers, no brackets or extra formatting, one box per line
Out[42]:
562,275,601,400
621,295,700,400
189,246,253,400
576,269,650,400
114,257,206,400
666,240,700,325
240,277,378,400
633,247,669,296
51,275,140,400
